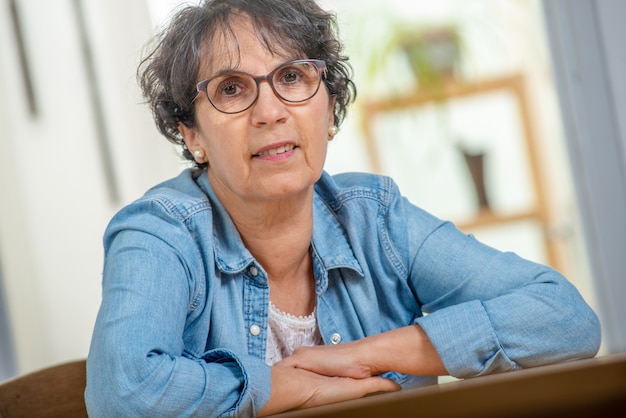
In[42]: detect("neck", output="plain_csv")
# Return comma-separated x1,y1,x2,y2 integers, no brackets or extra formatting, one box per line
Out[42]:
212,180,315,282
210,175,318,315
238,214,313,282
223,190,316,316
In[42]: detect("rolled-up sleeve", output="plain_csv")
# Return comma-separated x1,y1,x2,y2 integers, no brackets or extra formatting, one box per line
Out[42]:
365,175,603,379
411,221,601,378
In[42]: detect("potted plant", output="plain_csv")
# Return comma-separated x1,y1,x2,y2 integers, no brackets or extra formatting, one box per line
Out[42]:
399,25,462,89
363,22,464,97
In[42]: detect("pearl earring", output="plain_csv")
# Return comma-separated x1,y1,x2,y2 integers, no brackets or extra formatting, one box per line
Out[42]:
328,126,338,140
193,149,205,159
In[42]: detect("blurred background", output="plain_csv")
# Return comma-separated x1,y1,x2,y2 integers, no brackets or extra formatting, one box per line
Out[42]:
1,0,625,380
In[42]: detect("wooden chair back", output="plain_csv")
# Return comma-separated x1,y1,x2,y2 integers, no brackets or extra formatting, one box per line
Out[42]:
0,359,87,418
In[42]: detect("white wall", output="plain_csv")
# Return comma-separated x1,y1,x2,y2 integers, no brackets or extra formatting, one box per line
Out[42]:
0,0,181,374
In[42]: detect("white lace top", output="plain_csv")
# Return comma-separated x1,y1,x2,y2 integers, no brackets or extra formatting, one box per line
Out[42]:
265,302,323,366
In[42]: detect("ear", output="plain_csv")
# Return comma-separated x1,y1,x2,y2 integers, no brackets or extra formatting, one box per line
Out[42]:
327,96,336,128
178,122,198,151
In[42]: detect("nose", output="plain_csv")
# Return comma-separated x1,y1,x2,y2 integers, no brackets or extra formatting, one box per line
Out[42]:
250,79,288,125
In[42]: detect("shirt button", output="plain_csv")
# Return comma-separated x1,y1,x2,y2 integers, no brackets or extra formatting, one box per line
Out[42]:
249,324,261,336
330,333,341,344
249,266,259,276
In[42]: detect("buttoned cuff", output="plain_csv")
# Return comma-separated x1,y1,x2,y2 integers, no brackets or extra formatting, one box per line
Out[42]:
202,349,272,416
416,300,519,378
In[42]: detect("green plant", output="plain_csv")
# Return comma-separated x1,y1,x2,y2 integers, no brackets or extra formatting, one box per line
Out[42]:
400,26,461,87
364,22,464,97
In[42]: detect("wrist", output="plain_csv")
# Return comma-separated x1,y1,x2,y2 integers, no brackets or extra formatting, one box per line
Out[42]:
363,324,446,376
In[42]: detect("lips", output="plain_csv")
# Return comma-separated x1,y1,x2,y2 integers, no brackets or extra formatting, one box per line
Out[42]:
254,144,296,157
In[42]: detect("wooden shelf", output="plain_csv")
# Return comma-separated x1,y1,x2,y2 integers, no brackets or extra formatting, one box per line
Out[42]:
359,75,562,271
361,74,526,115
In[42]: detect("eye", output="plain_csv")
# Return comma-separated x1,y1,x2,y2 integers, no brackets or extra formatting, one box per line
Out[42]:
277,66,303,84
207,74,254,102
218,77,246,97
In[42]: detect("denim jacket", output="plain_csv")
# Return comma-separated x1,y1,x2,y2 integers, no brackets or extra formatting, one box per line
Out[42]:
85,169,600,417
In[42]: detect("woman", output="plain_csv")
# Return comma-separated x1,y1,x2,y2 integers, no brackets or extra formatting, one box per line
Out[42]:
85,0,601,416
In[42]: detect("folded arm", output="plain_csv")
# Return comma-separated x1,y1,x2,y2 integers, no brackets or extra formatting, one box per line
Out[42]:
277,324,446,380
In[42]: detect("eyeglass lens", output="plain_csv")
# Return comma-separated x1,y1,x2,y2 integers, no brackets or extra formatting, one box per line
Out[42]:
201,60,324,114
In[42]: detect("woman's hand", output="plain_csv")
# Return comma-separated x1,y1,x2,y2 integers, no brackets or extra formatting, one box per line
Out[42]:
258,364,400,416
276,338,375,379
259,325,446,415
278,324,447,379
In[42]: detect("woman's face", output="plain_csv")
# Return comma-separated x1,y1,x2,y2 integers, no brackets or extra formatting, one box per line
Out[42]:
179,17,335,207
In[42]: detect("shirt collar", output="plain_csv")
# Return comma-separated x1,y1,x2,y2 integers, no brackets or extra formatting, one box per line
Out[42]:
196,170,363,277
310,192,364,275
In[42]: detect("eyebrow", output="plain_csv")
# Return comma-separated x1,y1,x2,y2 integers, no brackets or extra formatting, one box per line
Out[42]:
203,56,303,80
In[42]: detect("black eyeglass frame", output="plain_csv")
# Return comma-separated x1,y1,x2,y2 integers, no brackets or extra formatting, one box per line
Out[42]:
192,59,327,114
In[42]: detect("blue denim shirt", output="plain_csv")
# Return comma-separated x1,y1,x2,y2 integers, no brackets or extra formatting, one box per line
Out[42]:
85,169,600,417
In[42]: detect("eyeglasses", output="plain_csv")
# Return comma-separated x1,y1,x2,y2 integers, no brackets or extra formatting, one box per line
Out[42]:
193,59,327,114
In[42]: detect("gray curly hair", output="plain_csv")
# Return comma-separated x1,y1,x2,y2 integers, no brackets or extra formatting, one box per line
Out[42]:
137,0,356,168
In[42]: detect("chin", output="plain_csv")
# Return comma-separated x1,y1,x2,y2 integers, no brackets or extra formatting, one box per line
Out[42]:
257,174,316,198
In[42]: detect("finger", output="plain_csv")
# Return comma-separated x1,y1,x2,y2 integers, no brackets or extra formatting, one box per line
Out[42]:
306,376,400,409
363,376,402,395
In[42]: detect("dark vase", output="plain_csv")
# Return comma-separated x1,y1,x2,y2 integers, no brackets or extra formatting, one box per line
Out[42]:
461,149,490,210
